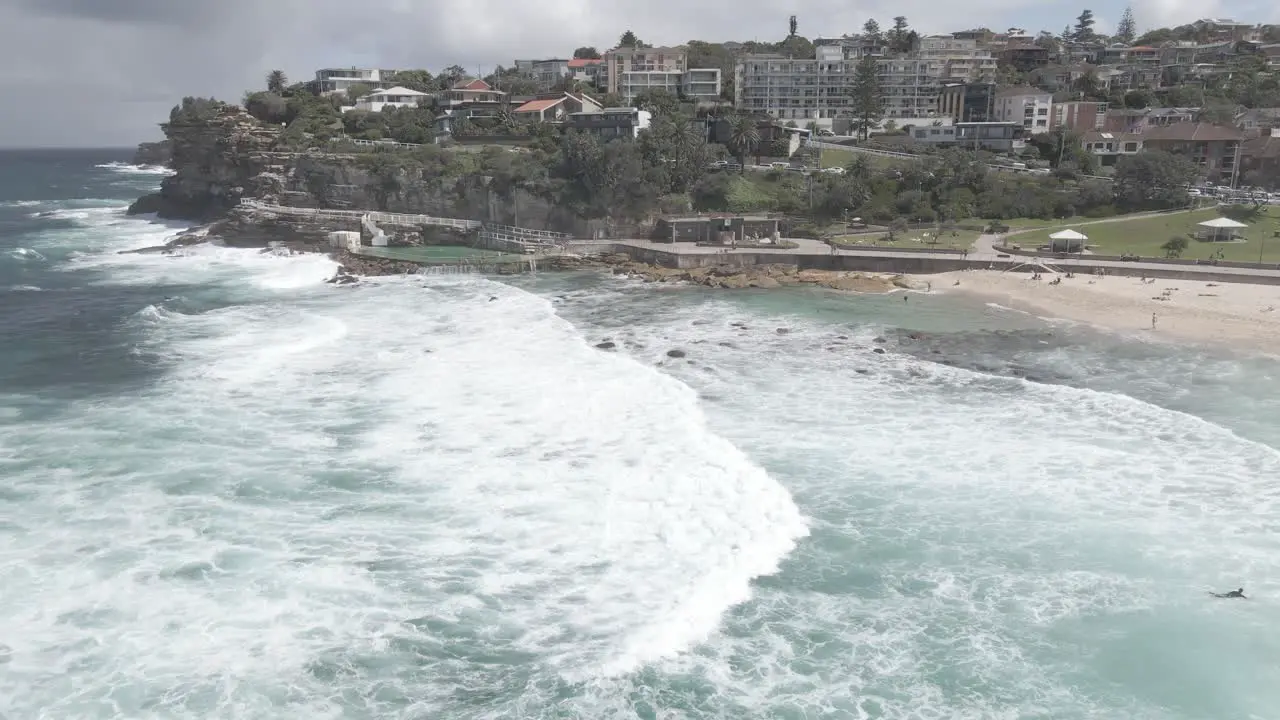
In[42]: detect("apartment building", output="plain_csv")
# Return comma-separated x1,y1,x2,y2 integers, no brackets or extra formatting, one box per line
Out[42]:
993,86,1052,134
909,121,1025,151
1053,101,1107,132
734,43,939,127
1080,122,1244,181
680,68,723,102
1102,107,1198,133
937,82,995,122
734,46,854,125
315,68,400,95
915,36,997,83
879,58,937,118
604,46,685,101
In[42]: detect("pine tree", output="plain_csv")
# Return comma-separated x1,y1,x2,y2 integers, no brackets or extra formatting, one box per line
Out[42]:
849,55,884,141
862,19,882,46
889,17,910,53
789,15,798,38
618,30,642,48
1115,6,1136,44
1072,9,1096,42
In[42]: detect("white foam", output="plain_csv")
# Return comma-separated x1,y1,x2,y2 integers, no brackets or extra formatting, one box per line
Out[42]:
0,199,41,208
0,268,807,717
544,289,1280,718
95,161,172,176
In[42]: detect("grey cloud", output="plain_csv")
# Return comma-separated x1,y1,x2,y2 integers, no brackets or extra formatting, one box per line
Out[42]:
0,0,1260,148
14,0,224,25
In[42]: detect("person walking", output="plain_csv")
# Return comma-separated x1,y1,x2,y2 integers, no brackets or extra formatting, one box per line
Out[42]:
1151,313,1157,330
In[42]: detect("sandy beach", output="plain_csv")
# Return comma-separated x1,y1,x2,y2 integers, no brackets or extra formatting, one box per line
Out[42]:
931,270,1280,355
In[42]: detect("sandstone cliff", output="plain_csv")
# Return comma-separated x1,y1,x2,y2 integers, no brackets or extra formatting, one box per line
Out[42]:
127,106,283,221
131,140,171,167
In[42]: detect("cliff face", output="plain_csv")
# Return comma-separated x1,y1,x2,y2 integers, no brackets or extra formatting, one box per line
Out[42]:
127,106,283,221
131,141,171,167
124,104,616,240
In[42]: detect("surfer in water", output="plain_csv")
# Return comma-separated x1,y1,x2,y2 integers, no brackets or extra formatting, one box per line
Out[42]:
1210,588,1247,599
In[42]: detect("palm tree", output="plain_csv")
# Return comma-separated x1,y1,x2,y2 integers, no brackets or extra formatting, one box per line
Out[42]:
727,115,760,173
266,70,287,94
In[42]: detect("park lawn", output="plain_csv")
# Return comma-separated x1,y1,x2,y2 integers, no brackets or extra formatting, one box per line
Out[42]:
812,146,911,171
832,228,981,250
1013,207,1280,263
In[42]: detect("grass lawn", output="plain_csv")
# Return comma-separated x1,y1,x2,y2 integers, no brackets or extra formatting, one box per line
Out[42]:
811,146,913,170
1012,207,1280,263
832,228,981,250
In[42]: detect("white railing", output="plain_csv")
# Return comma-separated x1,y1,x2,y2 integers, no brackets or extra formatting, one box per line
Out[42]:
482,223,571,239
336,138,425,150
238,200,482,229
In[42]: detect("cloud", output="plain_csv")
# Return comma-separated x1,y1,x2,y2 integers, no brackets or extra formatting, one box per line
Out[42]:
0,0,1263,147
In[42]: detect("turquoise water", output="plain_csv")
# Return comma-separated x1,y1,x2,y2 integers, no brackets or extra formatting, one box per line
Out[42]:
2,151,1280,719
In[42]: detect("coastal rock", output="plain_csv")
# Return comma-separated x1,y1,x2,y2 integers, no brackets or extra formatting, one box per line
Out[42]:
595,341,617,350
666,349,687,358
131,140,172,167
127,106,282,221
609,259,898,294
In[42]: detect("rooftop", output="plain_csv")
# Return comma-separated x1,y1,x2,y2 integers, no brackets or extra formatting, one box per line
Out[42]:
995,85,1050,98
1141,122,1244,142
513,98,564,113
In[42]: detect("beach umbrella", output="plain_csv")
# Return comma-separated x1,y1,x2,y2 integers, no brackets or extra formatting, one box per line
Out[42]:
1197,217,1248,242
1048,228,1088,253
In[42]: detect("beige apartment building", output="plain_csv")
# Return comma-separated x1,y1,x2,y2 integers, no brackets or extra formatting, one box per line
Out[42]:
915,36,998,83
603,46,721,102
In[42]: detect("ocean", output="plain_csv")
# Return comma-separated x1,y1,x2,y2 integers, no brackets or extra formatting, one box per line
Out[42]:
2,148,1279,720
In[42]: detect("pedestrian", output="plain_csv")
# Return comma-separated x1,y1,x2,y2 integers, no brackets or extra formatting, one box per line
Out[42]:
1151,312,1157,330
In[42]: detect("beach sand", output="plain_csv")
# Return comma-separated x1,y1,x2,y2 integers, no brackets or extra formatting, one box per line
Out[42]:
929,270,1280,355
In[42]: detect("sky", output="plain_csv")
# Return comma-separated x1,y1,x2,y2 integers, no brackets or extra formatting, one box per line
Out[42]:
0,0,1276,148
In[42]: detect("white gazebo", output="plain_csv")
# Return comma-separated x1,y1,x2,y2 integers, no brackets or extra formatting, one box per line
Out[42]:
1048,228,1088,253
1197,217,1248,242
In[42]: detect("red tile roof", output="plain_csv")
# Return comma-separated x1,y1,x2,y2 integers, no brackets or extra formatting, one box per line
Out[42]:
567,58,602,68
454,78,493,91
514,98,564,113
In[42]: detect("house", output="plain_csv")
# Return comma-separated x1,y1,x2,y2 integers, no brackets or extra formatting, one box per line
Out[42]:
1102,107,1199,133
998,44,1050,72
565,107,652,139
1142,122,1245,183
1053,101,1107,132
1194,18,1263,44
567,58,605,87
937,82,996,122
315,67,399,95
909,121,1025,151
512,93,603,123
1261,44,1280,69
343,86,429,113
1235,108,1280,134
993,86,1052,134
1028,63,1096,93
440,78,506,108
1240,129,1280,187
512,59,570,90
1079,130,1143,165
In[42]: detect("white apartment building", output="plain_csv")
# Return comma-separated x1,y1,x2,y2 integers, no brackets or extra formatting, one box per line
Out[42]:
993,86,1052,134
734,45,939,127
680,68,723,102
879,58,937,119
315,68,400,95
915,36,998,83
734,46,853,126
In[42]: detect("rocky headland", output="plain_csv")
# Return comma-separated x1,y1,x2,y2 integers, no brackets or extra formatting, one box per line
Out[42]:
131,140,171,167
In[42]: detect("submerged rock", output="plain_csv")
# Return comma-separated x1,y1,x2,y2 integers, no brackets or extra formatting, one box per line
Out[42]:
666,349,687,358
595,341,617,350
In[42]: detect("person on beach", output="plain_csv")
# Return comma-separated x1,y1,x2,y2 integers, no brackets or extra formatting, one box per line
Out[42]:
1210,588,1246,599
1151,313,1157,330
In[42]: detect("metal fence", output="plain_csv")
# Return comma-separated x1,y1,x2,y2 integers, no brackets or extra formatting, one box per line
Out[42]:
803,139,1114,182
